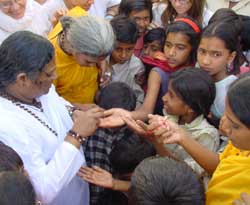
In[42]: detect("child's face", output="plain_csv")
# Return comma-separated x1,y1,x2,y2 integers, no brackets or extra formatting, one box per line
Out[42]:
142,40,163,58
164,32,192,68
111,41,135,64
197,37,236,82
220,99,250,150
129,9,151,36
169,0,192,16
162,81,189,116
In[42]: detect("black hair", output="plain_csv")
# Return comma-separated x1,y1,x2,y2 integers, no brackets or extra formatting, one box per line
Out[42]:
0,31,54,90
109,136,156,175
166,17,201,63
129,157,205,205
143,27,166,50
169,68,215,117
97,82,136,111
119,0,153,21
239,15,250,52
0,171,36,205
0,142,23,172
228,73,250,127
208,8,243,37
110,15,139,44
201,21,240,75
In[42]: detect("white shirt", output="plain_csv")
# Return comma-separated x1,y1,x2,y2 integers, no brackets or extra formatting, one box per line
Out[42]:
206,0,250,16
211,75,238,119
42,0,67,19
0,0,52,44
88,0,121,18
0,86,89,205
163,113,219,175
110,54,145,106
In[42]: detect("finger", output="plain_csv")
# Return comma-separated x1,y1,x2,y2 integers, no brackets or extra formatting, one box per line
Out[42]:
93,166,106,173
136,120,148,131
147,121,160,131
103,109,115,117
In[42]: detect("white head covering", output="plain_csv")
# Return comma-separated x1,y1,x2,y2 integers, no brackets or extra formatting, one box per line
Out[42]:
0,0,52,44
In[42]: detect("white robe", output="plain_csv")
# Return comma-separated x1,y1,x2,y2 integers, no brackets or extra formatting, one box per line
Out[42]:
0,0,52,44
0,86,89,205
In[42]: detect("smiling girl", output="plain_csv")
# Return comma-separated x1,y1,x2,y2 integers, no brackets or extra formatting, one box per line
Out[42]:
148,73,250,205
161,0,213,28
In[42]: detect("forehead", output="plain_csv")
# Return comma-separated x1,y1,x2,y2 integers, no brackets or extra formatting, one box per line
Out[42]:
145,40,162,46
166,32,190,45
115,41,135,49
129,9,150,18
43,58,56,71
199,37,227,51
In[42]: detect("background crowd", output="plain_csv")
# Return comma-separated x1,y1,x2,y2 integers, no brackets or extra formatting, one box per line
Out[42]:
0,0,250,205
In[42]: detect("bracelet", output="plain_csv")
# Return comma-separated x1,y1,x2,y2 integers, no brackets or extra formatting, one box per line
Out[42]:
67,130,86,144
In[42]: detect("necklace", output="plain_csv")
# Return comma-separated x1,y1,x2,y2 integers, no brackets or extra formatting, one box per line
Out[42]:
0,93,58,137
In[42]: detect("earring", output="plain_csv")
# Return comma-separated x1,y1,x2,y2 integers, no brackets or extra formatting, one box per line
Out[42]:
226,62,233,73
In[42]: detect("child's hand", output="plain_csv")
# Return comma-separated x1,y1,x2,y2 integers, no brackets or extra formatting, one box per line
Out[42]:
148,116,188,145
78,166,114,189
122,117,155,141
233,193,250,205
51,9,68,27
99,108,131,128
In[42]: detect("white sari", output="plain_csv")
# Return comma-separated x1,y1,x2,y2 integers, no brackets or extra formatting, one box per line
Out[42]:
0,0,52,44
0,86,89,205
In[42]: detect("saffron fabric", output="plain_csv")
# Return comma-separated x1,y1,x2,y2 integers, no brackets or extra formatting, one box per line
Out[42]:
206,141,250,205
48,7,98,104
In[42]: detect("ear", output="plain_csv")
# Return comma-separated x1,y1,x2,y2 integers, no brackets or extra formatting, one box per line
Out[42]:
15,73,30,87
227,51,237,65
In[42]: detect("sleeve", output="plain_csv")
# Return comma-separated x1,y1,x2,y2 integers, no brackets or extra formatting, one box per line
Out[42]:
0,121,84,203
107,0,121,7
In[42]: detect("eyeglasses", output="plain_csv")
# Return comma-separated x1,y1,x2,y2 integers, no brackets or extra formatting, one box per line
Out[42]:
169,0,190,5
0,0,23,9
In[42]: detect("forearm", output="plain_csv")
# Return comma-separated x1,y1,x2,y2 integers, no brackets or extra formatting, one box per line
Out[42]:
180,135,219,174
112,179,130,192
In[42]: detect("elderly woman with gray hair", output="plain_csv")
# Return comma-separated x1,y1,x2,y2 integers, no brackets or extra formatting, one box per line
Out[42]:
48,15,115,104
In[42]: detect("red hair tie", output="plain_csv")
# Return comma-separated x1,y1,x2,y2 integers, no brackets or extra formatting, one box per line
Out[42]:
175,18,200,33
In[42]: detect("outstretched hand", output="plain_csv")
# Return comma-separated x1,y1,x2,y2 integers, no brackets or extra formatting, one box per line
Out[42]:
99,108,131,128
148,114,187,145
78,166,114,189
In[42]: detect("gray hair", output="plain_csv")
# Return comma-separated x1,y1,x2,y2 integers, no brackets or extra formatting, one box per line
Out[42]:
60,15,115,57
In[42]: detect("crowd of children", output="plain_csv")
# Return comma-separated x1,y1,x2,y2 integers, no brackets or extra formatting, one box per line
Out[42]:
0,0,250,205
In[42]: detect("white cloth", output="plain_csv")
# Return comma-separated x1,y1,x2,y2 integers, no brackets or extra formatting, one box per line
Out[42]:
88,0,121,18
110,54,145,106
211,75,237,119
42,0,67,19
0,0,52,44
163,113,219,175
152,2,167,27
0,86,89,205
206,0,250,16
202,7,213,27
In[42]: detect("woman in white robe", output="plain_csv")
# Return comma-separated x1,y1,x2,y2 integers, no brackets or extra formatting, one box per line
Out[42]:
0,31,103,205
0,0,51,44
